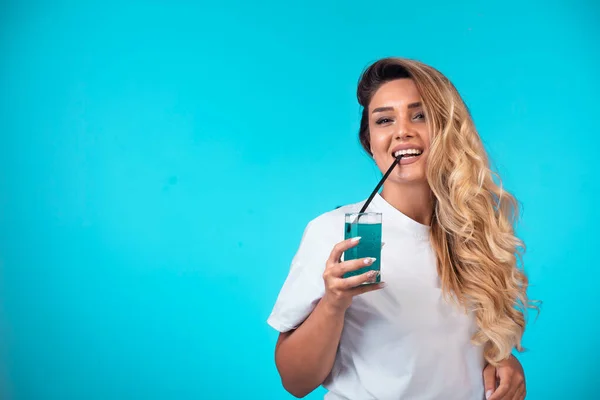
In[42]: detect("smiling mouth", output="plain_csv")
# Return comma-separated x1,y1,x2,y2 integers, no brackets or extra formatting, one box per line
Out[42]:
393,149,423,159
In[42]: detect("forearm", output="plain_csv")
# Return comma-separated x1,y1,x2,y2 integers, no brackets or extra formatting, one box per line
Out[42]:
275,297,345,397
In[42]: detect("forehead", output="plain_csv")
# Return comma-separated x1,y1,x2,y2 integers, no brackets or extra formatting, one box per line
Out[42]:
369,79,421,108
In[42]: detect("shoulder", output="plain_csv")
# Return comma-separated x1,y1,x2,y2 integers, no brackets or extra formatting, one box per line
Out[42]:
295,200,366,254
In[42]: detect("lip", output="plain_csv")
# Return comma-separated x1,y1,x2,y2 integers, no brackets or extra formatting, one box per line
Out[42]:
390,143,424,156
397,154,421,165
390,144,425,165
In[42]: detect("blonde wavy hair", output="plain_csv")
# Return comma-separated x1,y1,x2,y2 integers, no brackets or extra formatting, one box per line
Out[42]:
357,57,538,365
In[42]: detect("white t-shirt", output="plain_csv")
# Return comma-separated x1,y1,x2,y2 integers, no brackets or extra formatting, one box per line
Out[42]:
267,193,485,400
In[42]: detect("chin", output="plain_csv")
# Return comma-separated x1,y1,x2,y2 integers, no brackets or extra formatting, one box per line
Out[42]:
390,171,427,185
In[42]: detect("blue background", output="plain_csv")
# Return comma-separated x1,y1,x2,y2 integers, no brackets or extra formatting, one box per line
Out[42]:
1,1,598,399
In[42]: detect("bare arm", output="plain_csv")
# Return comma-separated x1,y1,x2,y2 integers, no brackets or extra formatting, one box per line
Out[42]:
273,237,385,398
274,298,345,398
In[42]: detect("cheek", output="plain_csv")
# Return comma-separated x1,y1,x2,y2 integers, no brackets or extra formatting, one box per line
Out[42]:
370,142,390,170
421,128,432,147
369,130,389,154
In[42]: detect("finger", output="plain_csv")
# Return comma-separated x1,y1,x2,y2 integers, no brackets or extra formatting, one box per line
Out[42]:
336,257,376,277
482,364,497,399
340,269,380,288
513,382,526,400
327,237,361,265
502,373,519,399
488,382,510,400
505,383,519,400
349,281,386,296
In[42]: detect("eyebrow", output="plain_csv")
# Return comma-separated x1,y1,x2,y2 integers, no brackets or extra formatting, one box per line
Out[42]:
371,102,422,114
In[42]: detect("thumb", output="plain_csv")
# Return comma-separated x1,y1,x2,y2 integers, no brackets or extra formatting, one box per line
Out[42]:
482,364,496,399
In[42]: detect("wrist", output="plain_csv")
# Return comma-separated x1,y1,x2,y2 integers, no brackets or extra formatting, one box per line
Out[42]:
320,295,348,317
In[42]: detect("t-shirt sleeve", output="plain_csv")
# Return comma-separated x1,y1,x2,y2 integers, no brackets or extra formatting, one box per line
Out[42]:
267,219,329,333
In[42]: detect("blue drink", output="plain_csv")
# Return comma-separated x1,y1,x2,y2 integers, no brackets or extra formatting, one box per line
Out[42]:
343,212,382,284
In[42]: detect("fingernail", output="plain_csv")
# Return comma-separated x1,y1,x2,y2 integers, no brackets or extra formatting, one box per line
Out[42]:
381,241,386,248
351,237,361,243
367,270,379,282
485,390,492,399
363,257,376,265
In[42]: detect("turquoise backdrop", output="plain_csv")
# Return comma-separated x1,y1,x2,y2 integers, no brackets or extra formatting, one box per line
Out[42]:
1,1,598,399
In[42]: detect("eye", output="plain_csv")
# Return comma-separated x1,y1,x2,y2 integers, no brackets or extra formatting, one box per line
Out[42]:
413,112,425,121
375,117,394,125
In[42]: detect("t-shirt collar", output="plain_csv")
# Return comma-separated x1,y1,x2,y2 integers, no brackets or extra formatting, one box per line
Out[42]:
369,193,431,240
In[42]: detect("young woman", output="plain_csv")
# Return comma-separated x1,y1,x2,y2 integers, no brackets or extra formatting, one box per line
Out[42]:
268,57,535,400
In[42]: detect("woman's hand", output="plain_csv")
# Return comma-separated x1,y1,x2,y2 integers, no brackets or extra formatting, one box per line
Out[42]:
321,237,385,314
484,355,526,399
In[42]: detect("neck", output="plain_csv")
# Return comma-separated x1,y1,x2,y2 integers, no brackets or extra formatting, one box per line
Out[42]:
381,183,434,226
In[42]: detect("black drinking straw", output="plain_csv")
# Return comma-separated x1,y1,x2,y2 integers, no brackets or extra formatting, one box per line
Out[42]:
347,155,404,232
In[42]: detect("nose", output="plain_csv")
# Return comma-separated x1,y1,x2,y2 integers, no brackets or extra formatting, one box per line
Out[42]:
394,117,415,140
394,126,414,141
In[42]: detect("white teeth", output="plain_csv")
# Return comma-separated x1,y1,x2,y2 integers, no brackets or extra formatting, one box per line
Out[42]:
394,149,422,157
